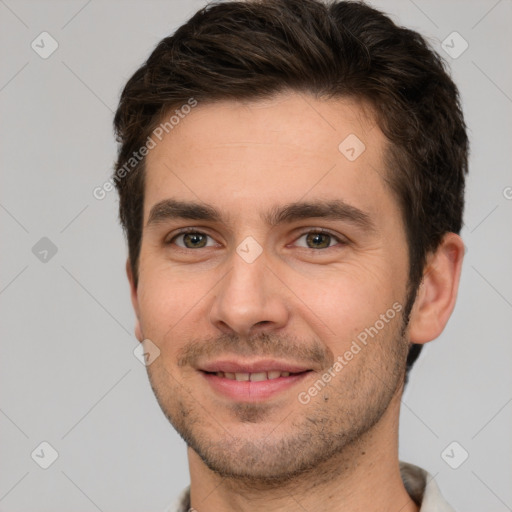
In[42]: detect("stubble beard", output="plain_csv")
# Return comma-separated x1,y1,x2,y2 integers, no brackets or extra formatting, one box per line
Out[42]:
146,310,410,488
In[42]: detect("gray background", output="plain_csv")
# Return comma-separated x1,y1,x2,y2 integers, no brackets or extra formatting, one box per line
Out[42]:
0,0,511,511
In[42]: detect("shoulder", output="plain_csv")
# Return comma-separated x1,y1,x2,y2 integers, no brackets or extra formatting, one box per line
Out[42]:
163,485,190,512
400,461,456,512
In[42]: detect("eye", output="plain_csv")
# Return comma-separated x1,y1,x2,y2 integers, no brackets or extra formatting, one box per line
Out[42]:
294,230,345,249
169,230,217,249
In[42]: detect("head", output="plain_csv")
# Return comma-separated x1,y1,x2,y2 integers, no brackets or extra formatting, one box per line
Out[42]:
113,0,467,483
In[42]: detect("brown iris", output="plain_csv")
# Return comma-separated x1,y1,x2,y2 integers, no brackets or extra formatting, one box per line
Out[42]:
182,233,208,248
305,232,331,249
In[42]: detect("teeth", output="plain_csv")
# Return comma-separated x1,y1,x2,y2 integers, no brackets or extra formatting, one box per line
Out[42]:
214,371,297,380
249,372,267,382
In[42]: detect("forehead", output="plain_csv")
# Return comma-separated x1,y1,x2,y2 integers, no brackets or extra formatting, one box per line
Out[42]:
143,92,396,224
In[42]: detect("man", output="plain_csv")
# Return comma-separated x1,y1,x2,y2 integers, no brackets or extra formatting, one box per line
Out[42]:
112,0,468,510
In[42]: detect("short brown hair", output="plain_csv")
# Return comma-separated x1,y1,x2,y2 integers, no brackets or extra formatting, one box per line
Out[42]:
113,0,468,379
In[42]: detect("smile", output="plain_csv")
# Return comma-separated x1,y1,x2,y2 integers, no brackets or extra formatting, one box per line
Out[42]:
200,368,312,402
210,370,295,381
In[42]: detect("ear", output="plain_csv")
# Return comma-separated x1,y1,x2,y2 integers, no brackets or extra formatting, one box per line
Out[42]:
408,233,465,344
126,259,144,342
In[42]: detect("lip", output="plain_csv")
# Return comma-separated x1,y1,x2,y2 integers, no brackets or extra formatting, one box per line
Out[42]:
199,358,311,374
201,370,311,402
198,358,313,402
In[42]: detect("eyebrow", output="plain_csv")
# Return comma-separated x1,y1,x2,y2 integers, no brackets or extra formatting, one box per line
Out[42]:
147,199,221,226
264,200,375,231
146,198,375,232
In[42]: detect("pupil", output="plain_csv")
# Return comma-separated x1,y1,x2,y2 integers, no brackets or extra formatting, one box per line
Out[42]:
185,233,206,248
307,232,329,249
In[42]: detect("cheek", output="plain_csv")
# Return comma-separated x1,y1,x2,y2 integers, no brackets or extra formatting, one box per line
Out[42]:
292,261,405,353
136,265,200,346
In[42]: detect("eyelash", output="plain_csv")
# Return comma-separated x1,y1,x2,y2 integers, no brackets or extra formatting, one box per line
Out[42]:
166,227,347,250
166,228,219,248
294,229,347,249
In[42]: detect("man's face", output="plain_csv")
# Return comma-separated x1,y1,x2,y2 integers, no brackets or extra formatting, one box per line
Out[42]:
131,92,412,482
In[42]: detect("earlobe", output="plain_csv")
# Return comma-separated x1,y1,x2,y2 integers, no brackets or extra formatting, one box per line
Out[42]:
408,233,465,344
126,259,144,342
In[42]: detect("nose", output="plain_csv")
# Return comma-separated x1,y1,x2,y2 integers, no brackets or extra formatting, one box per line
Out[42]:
209,248,290,337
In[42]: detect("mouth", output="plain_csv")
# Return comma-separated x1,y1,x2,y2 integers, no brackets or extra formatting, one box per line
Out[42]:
198,359,314,402
205,369,304,381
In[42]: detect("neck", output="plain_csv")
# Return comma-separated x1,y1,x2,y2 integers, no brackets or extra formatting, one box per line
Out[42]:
186,392,418,512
